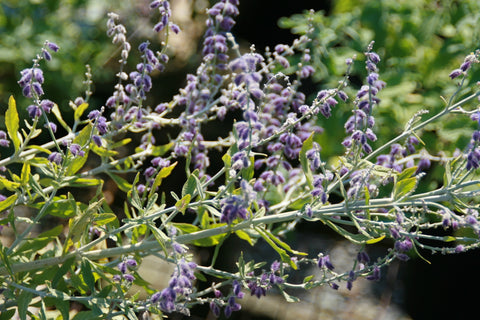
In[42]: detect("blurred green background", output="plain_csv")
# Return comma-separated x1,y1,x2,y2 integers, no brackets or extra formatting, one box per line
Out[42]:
0,0,210,124
280,0,480,158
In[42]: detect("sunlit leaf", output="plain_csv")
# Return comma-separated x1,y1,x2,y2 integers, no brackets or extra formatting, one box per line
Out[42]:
149,162,177,198
6,95,21,151
235,230,254,246
0,194,17,212
175,194,191,214
107,173,132,193
94,213,117,226
51,103,71,132
74,102,89,121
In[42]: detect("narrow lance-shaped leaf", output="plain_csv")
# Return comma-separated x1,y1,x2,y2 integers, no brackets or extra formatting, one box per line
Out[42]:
6,96,21,151
20,162,31,186
108,172,132,193
52,103,71,132
74,102,89,122
0,176,20,192
17,290,33,320
182,171,198,198
149,162,178,198
81,259,96,291
264,229,307,256
256,227,297,269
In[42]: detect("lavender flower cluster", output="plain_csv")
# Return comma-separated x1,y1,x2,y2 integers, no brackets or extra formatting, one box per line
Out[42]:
2,0,480,319
151,259,197,313
341,43,384,156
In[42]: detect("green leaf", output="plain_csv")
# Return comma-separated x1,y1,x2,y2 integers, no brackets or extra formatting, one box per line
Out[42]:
70,177,104,187
91,143,118,157
241,155,255,181
192,235,226,247
18,290,33,320
237,252,245,278
45,198,77,218
173,223,200,233
364,185,371,220
13,236,55,256
97,285,113,298
28,156,50,167
264,229,307,256
107,173,132,193
46,285,71,301
393,177,417,199
72,311,103,320
443,160,453,186
44,297,69,320
256,227,297,269
94,213,117,226
0,244,14,276
74,102,89,121
81,259,96,291
235,230,254,246
20,162,31,186
299,132,315,189
0,176,20,191
443,235,457,242
151,142,174,156
148,225,168,254
194,271,207,282
222,152,233,190
182,172,197,198
65,203,95,251
324,220,374,244
397,166,417,181
38,225,63,238
51,103,71,132
193,174,205,200
6,95,21,151
110,138,132,149
175,194,191,214
66,151,89,175
148,162,177,198
365,235,385,244
73,123,93,147
0,309,15,320
288,196,312,210
52,257,76,288
173,222,226,247
280,288,300,303
0,194,17,212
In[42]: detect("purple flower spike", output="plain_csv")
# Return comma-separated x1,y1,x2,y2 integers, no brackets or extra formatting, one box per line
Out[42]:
46,41,60,52
123,274,135,282
48,152,63,165
449,68,463,79
69,143,85,157
317,254,334,270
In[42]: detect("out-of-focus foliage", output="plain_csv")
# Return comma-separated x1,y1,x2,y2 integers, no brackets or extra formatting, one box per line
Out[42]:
280,0,480,156
0,0,208,124
0,0,157,110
